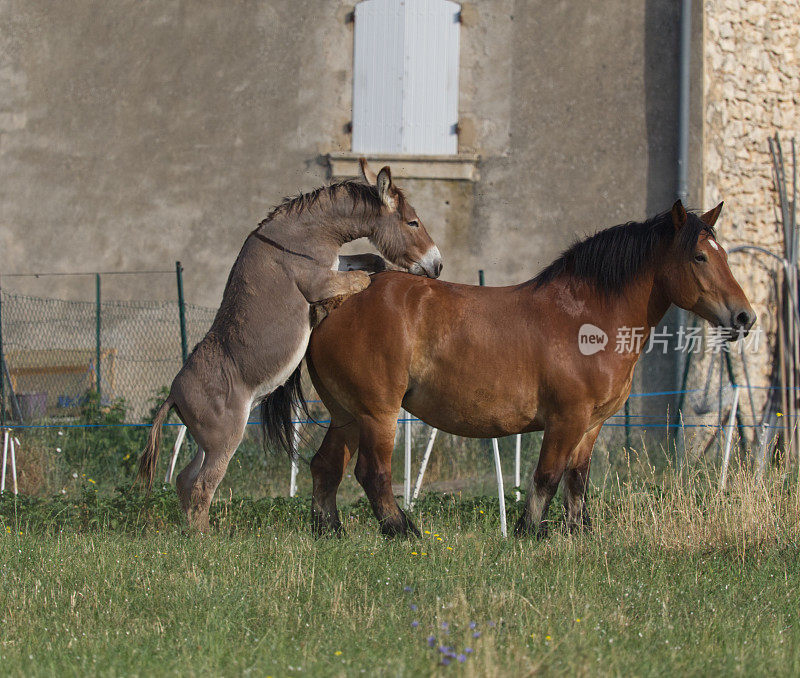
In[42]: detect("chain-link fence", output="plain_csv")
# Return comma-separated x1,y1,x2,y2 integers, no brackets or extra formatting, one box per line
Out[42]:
0,271,216,423
0,266,786,503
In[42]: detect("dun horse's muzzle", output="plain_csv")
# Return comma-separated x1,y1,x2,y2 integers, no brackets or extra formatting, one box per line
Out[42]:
410,246,443,279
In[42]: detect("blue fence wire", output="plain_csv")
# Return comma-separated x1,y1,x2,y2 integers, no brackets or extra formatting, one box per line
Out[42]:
0,384,786,431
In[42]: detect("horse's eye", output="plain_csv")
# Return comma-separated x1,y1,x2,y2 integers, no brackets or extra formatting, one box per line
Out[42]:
407,220,419,228
695,252,708,263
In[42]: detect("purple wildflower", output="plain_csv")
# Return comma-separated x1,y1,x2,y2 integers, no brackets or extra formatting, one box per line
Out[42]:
411,621,419,628
427,636,436,647
469,621,477,629
403,586,413,593
457,654,467,663
410,604,418,611
472,631,481,639
464,648,473,654
441,622,449,630
441,658,451,666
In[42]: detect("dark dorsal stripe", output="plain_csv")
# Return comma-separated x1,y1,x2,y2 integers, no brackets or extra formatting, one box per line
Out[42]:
250,230,318,263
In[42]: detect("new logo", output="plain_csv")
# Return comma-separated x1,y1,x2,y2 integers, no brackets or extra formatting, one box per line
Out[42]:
578,324,608,356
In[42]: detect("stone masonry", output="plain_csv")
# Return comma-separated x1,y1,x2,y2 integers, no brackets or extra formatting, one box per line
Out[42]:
697,0,799,437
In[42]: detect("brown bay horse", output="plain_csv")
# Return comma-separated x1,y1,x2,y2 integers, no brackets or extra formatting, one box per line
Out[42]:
137,161,442,531
290,201,755,537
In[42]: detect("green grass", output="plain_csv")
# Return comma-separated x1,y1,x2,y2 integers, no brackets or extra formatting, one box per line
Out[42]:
2,466,800,677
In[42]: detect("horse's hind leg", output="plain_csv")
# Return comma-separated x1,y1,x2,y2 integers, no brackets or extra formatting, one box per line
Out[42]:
176,447,205,514
563,425,601,534
179,404,250,532
515,416,588,539
310,421,358,536
355,417,420,538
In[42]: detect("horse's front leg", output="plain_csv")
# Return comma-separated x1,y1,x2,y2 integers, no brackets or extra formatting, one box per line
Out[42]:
298,268,371,303
515,415,589,539
298,269,372,328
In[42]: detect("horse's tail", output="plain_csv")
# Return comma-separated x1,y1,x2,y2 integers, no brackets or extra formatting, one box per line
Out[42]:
260,365,309,458
137,396,174,492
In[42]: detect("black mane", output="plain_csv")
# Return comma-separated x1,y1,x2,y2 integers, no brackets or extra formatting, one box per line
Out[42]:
258,180,406,225
530,210,715,295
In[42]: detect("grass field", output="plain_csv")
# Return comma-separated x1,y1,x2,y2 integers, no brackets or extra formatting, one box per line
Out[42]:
2,461,800,677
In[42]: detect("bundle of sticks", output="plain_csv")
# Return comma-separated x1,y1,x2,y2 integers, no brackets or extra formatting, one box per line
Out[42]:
768,133,798,463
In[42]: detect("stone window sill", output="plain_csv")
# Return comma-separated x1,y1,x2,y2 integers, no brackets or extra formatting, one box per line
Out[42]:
327,152,480,182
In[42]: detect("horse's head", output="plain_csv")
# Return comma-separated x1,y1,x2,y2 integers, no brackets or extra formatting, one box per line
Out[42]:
660,200,756,338
360,159,442,278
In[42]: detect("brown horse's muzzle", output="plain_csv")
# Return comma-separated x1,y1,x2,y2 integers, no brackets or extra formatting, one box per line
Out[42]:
728,306,756,338
711,304,756,340
693,297,756,339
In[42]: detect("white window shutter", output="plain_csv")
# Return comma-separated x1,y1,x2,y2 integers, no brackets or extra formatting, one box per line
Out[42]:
352,0,460,155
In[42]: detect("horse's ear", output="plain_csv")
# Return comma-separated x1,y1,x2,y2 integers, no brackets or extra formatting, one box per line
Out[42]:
700,201,724,227
359,157,378,185
377,166,396,210
671,200,688,230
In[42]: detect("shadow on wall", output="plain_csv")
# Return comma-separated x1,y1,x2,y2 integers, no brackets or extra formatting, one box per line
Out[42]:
639,0,699,421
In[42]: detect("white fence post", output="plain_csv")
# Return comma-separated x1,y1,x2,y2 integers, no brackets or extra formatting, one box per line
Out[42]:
491,438,507,537
754,420,771,482
514,434,521,501
403,411,412,508
720,386,740,490
410,427,438,508
1,429,7,493
10,436,18,495
165,425,188,483
289,420,300,498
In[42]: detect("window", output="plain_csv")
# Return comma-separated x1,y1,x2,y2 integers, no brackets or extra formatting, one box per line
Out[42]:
352,0,461,155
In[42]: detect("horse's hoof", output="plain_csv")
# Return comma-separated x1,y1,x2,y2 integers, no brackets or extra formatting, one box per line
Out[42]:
311,520,345,539
379,515,418,539
514,517,549,540
513,517,533,538
404,514,421,538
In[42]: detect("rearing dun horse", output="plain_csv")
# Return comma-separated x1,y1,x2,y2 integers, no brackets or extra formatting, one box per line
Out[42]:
288,201,755,537
138,161,441,531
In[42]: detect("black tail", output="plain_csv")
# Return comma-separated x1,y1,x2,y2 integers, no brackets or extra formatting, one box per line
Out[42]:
260,366,309,458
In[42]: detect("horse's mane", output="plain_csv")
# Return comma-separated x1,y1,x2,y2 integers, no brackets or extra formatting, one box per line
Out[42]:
530,210,716,296
258,180,407,226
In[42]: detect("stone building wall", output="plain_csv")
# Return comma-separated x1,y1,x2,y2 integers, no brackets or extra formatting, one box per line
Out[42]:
698,0,800,435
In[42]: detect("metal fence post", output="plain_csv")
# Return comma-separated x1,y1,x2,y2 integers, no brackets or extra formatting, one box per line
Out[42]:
176,261,188,364
624,399,631,451
95,273,101,400
0,279,4,429
0,284,22,424
478,269,485,286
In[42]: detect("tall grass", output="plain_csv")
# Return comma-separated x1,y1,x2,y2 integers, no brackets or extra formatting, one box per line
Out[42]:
2,448,800,676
